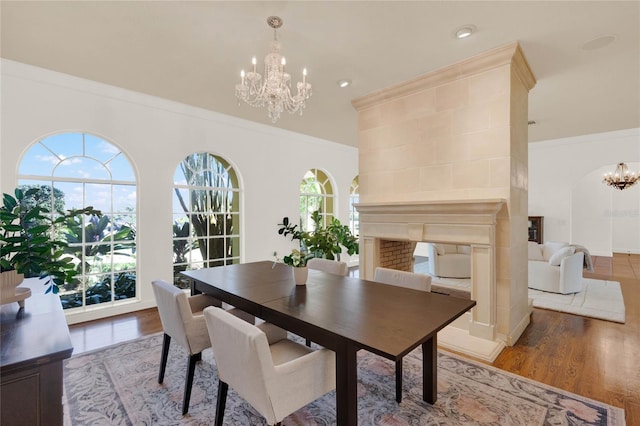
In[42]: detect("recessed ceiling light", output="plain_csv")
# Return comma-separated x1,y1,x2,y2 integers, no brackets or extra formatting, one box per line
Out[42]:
337,79,351,88
582,34,617,51
454,25,476,39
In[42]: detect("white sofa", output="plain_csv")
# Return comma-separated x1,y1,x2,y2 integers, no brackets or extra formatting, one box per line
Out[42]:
528,241,584,294
415,242,471,278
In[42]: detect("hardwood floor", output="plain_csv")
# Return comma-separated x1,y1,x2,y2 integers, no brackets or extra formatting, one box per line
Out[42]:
493,253,640,424
68,253,640,423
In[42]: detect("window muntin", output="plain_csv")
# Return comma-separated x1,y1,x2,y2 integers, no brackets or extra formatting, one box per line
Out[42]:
18,132,137,310
173,153,240,288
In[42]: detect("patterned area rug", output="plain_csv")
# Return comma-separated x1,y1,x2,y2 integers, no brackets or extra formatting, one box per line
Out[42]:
63,333,625,425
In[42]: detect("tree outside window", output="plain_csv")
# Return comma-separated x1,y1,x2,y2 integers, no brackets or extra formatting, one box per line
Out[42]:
172,153,240,288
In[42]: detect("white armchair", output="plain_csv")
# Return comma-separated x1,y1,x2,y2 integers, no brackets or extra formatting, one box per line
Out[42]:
373,267,431,403
151,280,253,415
423,243,471,278
528,242,585,294
204,306,336,426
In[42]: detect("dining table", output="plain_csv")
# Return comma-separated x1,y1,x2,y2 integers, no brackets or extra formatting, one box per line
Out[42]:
182,261,476,425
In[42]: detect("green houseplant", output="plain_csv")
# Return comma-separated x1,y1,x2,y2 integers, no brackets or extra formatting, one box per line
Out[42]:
0,187,100,295
277,210,359,261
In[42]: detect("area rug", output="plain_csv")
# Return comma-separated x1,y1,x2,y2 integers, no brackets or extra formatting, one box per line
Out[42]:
528,278,625,323
63,333,625,425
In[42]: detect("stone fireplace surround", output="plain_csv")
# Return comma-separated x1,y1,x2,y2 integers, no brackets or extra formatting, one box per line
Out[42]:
356,199,515,361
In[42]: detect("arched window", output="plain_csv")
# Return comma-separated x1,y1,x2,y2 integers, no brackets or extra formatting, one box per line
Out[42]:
299,168,333,231
349,176,359,237
173,153,240,288
18,132,137,310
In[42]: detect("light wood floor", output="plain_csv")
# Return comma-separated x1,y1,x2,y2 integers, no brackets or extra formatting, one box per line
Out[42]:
69,253,640,423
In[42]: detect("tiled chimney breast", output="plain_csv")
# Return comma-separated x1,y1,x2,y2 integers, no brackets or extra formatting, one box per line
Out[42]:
352,42,536,358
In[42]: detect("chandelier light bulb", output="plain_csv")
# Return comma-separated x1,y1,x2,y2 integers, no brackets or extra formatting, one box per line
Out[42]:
235,16,312,123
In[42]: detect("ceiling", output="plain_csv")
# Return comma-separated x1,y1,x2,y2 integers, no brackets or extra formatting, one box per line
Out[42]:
2,1,638,148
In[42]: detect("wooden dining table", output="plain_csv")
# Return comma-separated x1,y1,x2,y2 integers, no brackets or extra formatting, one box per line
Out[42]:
183,261,476,425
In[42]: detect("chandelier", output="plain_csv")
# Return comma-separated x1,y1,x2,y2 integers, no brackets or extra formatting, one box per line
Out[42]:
235,16,312,123
602,162,639,190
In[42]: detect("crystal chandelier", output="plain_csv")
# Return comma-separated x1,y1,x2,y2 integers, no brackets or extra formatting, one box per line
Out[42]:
235,16,312,123
602,162,639,190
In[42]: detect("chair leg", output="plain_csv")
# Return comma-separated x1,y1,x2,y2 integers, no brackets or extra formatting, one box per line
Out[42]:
214,380,228,426
158,333,171,384
395,358,403,403
182,352,201,415
305,338,311,347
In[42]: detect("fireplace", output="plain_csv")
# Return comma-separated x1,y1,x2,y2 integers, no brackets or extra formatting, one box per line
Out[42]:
356,199,518,361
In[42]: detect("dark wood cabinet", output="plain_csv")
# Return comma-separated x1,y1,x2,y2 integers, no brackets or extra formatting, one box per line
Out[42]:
1,279,73,426
528,216,543,244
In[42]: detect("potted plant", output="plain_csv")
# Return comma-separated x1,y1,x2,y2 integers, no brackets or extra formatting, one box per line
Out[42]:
273,249,313,285
0,187,100,299
277,210,359,260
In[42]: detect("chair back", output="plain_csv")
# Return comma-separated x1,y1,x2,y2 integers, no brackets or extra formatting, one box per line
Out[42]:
151,280,195,351
204,307,275,419
374,267,432,292
307,258,349,276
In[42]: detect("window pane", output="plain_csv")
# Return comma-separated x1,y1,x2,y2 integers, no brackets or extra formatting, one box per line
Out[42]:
173,188,189,213
107,154,136,182
19,143,58,176
85,274,113,305
85,183,112,212
41,133,83,159
190,189,208,212
60,278,84,310
85,134,118,164
113,185,136,213
114,271,136,300
53,181,84,210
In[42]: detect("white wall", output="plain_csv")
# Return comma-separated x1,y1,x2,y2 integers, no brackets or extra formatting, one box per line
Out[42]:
529,129,640,256
0,59,358,323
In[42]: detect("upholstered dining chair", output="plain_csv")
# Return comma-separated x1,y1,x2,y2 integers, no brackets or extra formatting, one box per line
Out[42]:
204,306,336,426
373,267,432,403
151,279,253,415
307,257,349,276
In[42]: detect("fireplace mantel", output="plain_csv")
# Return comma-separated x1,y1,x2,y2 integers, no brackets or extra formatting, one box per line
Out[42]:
356,198,509,361
356,199,505,214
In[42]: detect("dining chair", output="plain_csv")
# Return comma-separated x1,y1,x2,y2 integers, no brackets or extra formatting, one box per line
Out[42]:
204,306,336,426
151,279,253,415
373,267,432,403
305,257,349,346
307,257,349,276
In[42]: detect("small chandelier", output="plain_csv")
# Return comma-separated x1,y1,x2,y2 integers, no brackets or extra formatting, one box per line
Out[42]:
235,16,312,123
603,162,639,190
